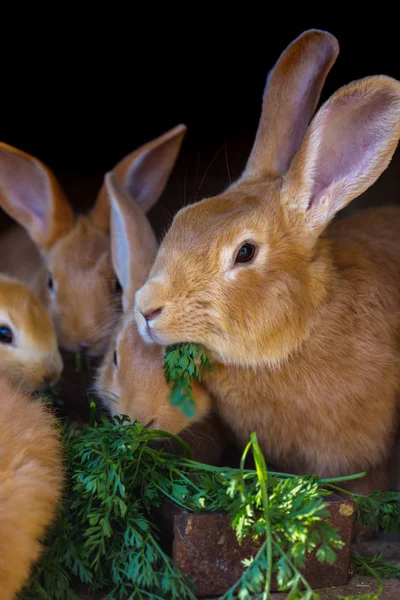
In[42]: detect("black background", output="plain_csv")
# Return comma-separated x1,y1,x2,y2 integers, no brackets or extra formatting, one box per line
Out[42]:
1,13,399,235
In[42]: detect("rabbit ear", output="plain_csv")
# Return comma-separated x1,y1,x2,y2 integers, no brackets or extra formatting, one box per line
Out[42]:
0,143,74,250
283,76,400,235
106,172,158,310
91,124,187,231
244,29,339,180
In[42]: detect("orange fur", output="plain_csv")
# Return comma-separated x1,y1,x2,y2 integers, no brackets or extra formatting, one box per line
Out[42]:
135,30,400,493
96,174,211,433
95,174,224,464
0,378,63,599
44,217,116,355
0,126,187,354
96,316,212,435
0,274,62,392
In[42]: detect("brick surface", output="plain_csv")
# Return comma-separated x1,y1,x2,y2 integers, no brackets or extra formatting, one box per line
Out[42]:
172,494,354,597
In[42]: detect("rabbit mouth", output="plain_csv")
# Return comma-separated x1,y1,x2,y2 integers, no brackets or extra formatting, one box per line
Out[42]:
141,320,167,346
147,325,163,344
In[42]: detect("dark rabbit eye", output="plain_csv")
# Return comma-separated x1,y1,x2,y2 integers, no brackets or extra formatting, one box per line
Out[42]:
235,243,256,264
47,274,54,291
113,350,118,368
0,325,13,344
115,278,122,293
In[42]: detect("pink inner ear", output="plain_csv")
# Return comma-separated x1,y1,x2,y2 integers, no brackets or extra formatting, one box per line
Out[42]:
276,49,336,174
0,152,48,222
125,141,176,209
308,89,394,211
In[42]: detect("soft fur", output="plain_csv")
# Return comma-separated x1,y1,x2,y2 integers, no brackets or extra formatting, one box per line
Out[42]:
96,314,213,436
95,175,225,464
0,274,62,392
0,125,187,354
135,30,400,493
0,378,63,599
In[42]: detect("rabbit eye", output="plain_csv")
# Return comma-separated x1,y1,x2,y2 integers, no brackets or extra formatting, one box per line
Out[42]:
235,243,256,264
47,274,54,291
113,350,118,368
0,325,13,345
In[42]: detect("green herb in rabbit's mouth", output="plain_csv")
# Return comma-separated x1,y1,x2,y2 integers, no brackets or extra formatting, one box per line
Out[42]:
163,343,212,418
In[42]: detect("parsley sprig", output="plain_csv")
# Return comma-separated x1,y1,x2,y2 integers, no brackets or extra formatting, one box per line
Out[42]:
164,343,212,417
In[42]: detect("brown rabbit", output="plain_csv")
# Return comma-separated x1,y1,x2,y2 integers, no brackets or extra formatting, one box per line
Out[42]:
0,377,63,599
0,274,62,392
0,125,186,355
95,174,227,464
134,29,400,495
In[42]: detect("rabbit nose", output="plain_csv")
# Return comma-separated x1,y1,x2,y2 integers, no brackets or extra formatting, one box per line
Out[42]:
142,307,163,322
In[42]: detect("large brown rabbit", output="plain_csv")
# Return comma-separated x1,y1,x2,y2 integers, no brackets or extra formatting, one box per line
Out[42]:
134,29,400,494
0,379,63,599
0,125,186,355
95,174,226,465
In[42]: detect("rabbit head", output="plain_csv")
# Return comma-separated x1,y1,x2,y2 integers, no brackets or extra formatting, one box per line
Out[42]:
0,274,63,392
95,174,212,435
135,30,400,369
0,125,186,355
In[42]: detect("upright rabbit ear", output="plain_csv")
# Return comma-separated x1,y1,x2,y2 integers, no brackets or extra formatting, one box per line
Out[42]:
244,29,339,180
0,143,74,251
283,76,400,236
106,172,158,310
92,124,187,231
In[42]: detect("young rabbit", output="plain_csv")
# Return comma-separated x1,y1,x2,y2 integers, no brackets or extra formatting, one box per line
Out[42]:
0,125,186,355
0,274,62,392
134,29,400,495
0,377,63,599
95,174,226,464
0,279,63,596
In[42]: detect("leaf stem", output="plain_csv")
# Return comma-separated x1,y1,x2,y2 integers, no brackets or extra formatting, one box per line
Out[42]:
349,553,383,599
250,433,273,600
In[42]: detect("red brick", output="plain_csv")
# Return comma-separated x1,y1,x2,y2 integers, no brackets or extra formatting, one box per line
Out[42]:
171,494,354,597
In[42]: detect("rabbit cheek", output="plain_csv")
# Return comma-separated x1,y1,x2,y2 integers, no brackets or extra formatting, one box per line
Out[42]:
150,409,184,436
100,369,121,416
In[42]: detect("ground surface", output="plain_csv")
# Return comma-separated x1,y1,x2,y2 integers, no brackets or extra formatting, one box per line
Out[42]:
76,575,400,599
270,539,400,599
270,576,400,599
74,541,400,599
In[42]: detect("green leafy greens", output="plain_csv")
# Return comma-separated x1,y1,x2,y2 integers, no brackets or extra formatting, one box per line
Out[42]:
164,342,212,417
20,343,400,599
20,414,400,599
